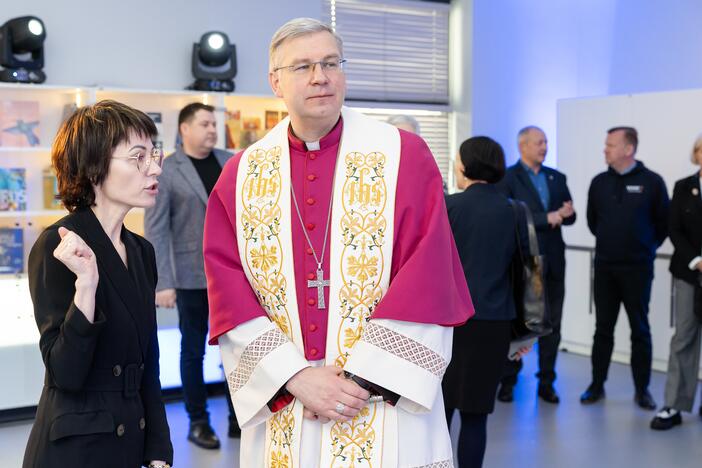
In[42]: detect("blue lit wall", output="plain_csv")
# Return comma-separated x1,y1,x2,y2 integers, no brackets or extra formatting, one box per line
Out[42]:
471,0,702,167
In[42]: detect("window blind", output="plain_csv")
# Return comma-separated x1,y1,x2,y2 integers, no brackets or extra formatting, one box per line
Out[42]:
323,0,450,104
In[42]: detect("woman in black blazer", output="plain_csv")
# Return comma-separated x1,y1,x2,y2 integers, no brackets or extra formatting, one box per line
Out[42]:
650,139,702,431
442,137,530,468
23,101,173,468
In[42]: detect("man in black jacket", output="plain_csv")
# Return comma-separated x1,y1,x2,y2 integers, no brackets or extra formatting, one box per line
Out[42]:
495,126,576,404
581,126,670,409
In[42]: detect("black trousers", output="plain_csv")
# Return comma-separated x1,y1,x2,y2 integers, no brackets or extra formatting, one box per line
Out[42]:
501,275,565,386
590,264,654,391
176,288,236,425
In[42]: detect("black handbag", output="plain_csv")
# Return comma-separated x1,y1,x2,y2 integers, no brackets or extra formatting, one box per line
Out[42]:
508,200,551,341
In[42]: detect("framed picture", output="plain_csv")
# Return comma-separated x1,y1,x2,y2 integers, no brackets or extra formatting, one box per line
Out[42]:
265,110,280,129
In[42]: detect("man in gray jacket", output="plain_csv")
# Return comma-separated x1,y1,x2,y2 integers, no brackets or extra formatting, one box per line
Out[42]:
145,102,237,449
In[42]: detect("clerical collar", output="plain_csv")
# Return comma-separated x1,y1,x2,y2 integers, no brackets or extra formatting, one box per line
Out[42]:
288,116,343,152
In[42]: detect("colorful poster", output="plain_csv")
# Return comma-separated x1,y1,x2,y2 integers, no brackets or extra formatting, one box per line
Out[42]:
0,101,40,147
0,168,27,211
0,227,23,274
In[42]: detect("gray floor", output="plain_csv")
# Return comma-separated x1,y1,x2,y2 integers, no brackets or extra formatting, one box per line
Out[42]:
2,351,702,468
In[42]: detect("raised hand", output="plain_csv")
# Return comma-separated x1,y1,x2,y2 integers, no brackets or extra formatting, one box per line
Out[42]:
53,227,98,287
53,227,99,322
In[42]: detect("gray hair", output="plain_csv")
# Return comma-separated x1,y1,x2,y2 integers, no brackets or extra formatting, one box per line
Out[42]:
269,18,343,71
692,133,702,165
387,114,420,134
517,125,544,145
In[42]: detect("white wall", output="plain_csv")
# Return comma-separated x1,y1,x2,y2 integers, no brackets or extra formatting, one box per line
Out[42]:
6,0,321,93
471,0,702,166
448,0,473,188
557,89,702,372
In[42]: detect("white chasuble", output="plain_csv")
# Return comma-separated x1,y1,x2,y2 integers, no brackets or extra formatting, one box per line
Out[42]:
220,107,455,468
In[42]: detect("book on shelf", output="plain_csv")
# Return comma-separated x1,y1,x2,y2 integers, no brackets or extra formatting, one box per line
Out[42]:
0,227,23,274
0,100,40,147
0,168,26,211
43,166,62,209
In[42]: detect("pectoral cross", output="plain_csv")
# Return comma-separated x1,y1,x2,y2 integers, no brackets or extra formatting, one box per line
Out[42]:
308,268,330,309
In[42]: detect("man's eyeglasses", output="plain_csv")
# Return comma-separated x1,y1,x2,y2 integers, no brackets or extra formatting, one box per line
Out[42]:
112,142,164,173
273,58,347,76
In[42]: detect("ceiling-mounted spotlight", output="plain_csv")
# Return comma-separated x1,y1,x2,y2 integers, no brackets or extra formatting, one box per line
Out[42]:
0,16,47,84
188,31,237,92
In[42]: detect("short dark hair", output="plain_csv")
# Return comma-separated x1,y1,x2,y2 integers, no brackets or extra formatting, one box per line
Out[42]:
52,100,157,212
178,102,215,127
608,126,638,153
459,136,506,184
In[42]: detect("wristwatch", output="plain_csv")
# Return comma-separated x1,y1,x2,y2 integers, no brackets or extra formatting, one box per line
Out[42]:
148,464,171,468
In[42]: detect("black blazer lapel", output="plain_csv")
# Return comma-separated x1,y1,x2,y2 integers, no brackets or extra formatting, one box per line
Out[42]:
514,164,545,210
544,168,560,211
70,209,149,359
123,231,155,349
691,175,702,210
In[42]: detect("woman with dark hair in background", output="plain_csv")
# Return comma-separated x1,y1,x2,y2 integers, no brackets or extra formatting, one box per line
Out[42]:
443,136,529,467
22,100,173,468
650,135,702,431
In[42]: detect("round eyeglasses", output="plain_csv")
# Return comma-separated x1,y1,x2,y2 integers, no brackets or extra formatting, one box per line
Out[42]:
112,142,164,173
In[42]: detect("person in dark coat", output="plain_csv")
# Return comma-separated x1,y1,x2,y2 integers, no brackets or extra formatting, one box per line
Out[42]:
443,136,530,468
495,125,576,404
650,136,702,430
581,126,670,410
22,100,173,468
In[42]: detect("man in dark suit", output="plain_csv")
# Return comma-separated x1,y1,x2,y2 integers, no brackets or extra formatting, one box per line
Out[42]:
144,103,237,449
495,126,576,404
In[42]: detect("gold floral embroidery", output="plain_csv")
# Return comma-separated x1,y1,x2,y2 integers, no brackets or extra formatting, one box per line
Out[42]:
346,253,379,283
330,404,379,467
251,245,278,272
240,145,298,468
329,151,389,466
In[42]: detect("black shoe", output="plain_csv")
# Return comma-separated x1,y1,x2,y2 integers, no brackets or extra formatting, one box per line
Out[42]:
188,422,221,449
580,384,605,404
635,390,657,410
497,384,514,402
650,407,682,430
228,421,241,438
537,384,560,404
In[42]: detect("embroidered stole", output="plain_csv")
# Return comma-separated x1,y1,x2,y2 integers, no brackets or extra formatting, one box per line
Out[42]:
235,106,401,467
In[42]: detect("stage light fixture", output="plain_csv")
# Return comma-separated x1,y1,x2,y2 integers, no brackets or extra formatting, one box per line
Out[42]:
0,16,47,84
188,31,237,92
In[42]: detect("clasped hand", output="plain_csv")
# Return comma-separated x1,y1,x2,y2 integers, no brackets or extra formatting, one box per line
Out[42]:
285,366,370,423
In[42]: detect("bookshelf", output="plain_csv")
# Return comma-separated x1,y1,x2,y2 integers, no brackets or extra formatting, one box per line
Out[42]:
0,83,287,411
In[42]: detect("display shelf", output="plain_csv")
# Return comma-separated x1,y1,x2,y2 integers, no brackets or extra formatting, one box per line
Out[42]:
0,210,66,218
0,147,51,153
